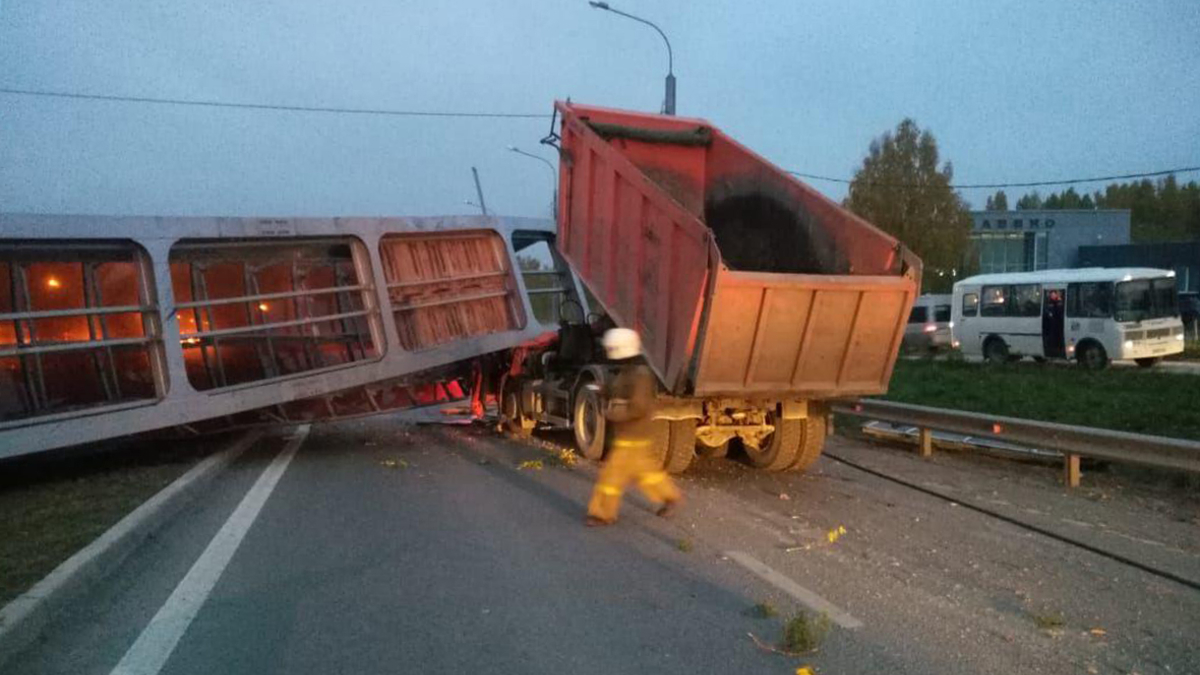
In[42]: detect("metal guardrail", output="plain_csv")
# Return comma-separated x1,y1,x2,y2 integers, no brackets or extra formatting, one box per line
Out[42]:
830,399,1200,487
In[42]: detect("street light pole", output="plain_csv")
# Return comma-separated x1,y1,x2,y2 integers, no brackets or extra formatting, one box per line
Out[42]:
507,145,558,217
587,1,675,115
471,166,488,215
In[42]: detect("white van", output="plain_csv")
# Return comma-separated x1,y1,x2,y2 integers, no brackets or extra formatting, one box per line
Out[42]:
952,268,1185,368
902,294,953,352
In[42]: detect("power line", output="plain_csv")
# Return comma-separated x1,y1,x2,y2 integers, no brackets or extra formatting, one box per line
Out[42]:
789,166,1200,189
5,86,1196,189
0,86,552,119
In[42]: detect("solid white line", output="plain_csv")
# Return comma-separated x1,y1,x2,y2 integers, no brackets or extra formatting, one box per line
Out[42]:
725,550,864,629
109,425,310,675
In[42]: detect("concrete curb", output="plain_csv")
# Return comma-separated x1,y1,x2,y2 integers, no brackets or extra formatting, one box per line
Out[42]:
0,430,263,669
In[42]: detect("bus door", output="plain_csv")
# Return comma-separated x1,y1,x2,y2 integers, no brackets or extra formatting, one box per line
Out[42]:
1042,288,1066,358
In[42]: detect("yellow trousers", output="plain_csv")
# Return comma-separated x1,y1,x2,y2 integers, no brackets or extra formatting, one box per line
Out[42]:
587,439,680,522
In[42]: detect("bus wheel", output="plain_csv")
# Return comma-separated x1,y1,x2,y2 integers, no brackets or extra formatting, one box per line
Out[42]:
573,383,606,460
1135,357,1162,368
1077,342,1109,370
983,337,1010,364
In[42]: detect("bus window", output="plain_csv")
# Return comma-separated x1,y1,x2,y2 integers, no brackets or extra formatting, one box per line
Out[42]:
1012,284,1041,317
962,293,978,317
1067,282,1113,318
1116,281,1150,322
1116,277,1179,322
908,306,928,323
1153,277,1178,317
934,305,952,323
981,286,1006,317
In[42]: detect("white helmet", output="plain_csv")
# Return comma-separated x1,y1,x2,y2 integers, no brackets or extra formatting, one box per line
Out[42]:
602,328,642,360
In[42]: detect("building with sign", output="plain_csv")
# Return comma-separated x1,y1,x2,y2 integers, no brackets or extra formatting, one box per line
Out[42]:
969,209,1130,274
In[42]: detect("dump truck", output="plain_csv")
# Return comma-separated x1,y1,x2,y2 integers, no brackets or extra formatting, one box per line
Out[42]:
498,102,922,472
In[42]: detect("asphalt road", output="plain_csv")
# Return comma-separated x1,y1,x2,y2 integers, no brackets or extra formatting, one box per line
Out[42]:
9,418,1200,675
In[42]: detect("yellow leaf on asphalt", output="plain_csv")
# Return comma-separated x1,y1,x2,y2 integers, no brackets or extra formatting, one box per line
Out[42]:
1089,628,1107,636
795,666,816,675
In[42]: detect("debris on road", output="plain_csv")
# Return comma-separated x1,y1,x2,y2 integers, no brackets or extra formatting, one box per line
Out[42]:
517,460,544,471
380,458,410,470
744,602,778,619
1032,611,1065,630
782,611,831,654
676,538,694,553
747,610,831,657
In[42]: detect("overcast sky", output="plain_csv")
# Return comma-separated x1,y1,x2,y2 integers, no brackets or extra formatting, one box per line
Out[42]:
2,0,1198,218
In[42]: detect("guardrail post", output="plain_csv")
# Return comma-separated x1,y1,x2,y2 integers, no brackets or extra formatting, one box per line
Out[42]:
918,427,933,458
1063,453,1081,488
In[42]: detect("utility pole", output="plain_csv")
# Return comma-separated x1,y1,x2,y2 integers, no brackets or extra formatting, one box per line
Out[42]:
471,166,488,215
588,1,675,115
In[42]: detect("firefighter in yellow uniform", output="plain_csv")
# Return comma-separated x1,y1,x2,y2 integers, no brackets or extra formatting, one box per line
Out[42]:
586,328,682,526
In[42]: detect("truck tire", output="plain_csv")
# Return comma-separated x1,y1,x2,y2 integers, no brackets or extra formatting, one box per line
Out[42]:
573,384,606,460
745,412,801,471
696,438,730,459
649,419,671,467
663,419,697,474
786,414,827,472
500,375,531,437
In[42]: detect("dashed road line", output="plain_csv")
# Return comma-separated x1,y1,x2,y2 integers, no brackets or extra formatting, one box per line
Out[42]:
109,425,309,675
725,550,864,629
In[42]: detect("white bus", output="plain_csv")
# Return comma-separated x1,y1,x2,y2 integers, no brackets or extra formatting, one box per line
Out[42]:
951,268,1185,368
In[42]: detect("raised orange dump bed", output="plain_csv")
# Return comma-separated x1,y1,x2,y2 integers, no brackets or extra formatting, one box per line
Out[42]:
554,101,921,398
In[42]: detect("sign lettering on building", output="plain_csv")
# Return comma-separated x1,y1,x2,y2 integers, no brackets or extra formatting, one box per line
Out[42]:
977,216,1057,230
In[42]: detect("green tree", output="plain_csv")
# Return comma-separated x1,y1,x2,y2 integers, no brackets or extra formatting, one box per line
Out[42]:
1016,191,1043,209
844,118,972,293
1023,174,1200,241
985,190,1008,211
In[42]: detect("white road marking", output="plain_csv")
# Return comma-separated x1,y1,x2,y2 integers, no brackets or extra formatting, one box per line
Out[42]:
725,550,864,629
109,425,309,675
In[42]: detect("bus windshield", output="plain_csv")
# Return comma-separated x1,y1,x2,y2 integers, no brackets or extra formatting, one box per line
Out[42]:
1115,277,1178,322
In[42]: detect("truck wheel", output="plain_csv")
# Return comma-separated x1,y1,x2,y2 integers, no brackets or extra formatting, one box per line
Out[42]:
745,412,801,471
787,414,827,472
663,419,696,474
500,376,531,437
696,438,730,459
573,383,606,460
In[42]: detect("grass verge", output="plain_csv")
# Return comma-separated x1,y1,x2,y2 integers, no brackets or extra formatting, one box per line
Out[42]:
884,359,1200,441
0,435,218,605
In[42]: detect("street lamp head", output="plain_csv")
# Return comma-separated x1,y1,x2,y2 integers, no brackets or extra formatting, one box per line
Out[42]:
589,1,610,9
